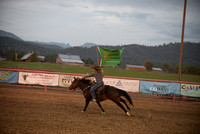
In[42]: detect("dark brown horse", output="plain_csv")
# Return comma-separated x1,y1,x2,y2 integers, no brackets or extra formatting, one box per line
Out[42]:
69,77,133,116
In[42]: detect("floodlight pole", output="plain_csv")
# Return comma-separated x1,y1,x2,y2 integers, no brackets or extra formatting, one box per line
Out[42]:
178,0,187,81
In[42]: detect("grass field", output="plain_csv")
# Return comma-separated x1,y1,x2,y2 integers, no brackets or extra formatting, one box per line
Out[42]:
0,61,200,83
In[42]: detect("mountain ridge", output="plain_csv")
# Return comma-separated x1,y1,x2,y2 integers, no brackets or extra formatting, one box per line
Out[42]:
0,30,22,41
34,41,71,48
0,30,71,49
81,42,98,48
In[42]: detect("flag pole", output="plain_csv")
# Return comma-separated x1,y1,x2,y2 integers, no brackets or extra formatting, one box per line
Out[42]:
96,46,100,65
178,0,187,81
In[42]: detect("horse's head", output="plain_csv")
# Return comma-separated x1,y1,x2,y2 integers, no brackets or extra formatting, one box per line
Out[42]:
69,77,80,90
69,77,93,91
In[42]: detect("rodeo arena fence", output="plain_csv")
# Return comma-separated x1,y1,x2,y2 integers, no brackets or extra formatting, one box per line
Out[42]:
0,67,200,103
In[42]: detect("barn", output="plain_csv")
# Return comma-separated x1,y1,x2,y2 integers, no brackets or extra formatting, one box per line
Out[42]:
152,67,163,73
126,64,163,72
56,54,84,66
126,64,146,71
21,52,45,62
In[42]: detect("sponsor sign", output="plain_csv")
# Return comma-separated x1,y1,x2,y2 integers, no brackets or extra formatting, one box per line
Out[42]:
140,81,180,95
19,72,59,86
181,84,200,97
59,75,82,87
0,70,18,83
59,75,139,92
104,78,139,92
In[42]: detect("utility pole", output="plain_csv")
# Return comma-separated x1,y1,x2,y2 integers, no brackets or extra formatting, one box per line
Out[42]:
178,0,187,81
96,46,100,65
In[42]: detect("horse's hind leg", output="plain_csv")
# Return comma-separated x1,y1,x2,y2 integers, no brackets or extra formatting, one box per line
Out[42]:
120,98,131,110
96,101,106,114
112,100,131,116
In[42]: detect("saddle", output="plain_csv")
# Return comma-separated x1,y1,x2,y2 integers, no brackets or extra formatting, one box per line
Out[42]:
82,84,107,94
96,84,107,94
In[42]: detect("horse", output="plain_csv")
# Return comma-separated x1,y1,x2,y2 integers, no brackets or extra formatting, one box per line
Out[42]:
68,77,133,116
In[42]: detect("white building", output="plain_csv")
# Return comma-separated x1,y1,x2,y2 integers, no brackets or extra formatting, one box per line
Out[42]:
56,54,84,66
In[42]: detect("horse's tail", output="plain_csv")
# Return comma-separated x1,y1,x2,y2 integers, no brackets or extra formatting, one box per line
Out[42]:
117,89,133,106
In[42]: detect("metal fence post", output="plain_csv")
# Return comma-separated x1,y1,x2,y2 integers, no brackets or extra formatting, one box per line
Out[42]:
173,95,176,102
45,85,47,92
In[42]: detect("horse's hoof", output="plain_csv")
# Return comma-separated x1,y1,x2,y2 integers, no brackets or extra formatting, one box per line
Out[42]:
102,112,106,114
126,112,131,117
81,110,85,112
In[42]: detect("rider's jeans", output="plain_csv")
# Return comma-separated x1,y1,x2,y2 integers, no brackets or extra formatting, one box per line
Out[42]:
90,81,103,99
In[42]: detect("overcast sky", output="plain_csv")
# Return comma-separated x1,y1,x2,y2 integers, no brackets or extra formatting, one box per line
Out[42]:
0,0,200,46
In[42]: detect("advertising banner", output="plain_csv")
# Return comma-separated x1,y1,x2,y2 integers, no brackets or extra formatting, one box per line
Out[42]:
59,75,82,87
181,84,200,97
140,81,180,95
98,46,124,66
104,78,139,92
0,70,18,83
59,75,139,92
19,72,59,86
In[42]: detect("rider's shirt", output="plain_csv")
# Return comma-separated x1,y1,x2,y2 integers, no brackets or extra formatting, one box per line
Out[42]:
85,72,103,82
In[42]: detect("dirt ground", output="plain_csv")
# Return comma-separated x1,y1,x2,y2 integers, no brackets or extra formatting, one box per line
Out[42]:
0,88,200,134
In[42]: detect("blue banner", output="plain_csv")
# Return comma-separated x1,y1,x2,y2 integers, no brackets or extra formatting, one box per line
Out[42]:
0,70,18,83
140,81,180,95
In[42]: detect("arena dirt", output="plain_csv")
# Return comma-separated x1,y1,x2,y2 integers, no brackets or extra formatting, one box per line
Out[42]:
0,88,200,134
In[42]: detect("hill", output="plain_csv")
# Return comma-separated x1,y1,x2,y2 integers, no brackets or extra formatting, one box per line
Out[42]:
34,41,71,48
0,36,200,68
0,30,71,49
62,42,200,67
81,42,98,48
121,42,200,67
0,37,63,55
0,30,22,41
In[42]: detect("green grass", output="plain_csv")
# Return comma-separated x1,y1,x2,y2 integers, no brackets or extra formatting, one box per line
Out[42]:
0,61,200,83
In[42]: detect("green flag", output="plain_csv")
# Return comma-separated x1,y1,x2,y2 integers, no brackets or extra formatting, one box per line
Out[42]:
98,46,124,66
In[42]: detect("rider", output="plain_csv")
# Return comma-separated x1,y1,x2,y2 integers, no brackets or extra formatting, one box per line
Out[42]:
83,65,104,102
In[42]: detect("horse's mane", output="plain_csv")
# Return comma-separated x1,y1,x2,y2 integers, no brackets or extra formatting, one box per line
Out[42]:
80,78,93,85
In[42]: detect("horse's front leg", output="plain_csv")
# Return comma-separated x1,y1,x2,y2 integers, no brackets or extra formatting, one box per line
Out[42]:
81,99,90,112
96,101,106,114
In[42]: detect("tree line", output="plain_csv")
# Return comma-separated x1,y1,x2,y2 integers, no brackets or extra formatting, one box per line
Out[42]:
145,61,200,75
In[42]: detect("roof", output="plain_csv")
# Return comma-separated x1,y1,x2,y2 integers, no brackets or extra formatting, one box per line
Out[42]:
58,54,84,64
21,52,33,60
38,56,45,61
152,67,162,71
0,57,6,61
126,64,145,69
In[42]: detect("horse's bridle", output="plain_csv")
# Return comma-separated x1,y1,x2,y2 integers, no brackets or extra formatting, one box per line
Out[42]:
82,86,91,92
